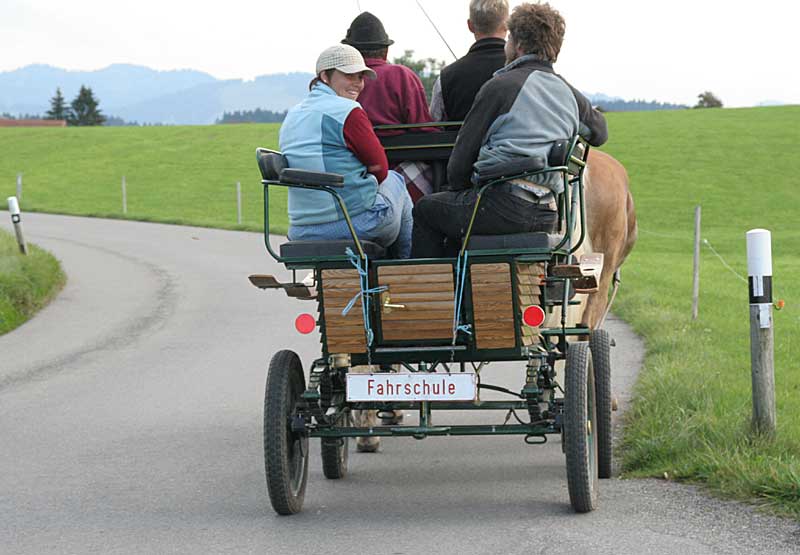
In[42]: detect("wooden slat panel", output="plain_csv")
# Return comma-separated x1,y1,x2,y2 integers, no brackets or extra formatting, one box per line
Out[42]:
380,273,454,284
471,263,515,349
473,318,515,330
382,319,452,332
383,282,454,294
378,264,452,276
322,269,361,279
517,284,542,295
324,312,371,325
478,338,516,350
382,328,452,340
381,310,454,321
382,291,454,303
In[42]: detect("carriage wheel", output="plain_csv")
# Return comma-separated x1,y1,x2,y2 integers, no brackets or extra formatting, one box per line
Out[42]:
564,341,598,513
264,350,309,515
590,329,613,479
321,412,350,480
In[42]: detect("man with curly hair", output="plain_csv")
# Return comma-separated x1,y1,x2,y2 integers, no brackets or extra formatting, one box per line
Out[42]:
411,2,607,258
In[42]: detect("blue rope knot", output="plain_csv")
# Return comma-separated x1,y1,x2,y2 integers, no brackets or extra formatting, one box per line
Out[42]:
452,251,470,345
341,247,386,347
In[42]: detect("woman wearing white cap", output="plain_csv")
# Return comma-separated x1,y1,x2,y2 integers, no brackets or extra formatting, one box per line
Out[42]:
279,44,413,259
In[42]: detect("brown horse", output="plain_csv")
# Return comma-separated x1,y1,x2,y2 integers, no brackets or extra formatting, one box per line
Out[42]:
580,149,638,329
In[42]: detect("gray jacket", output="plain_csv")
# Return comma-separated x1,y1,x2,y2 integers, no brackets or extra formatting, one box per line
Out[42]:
447,54,608,194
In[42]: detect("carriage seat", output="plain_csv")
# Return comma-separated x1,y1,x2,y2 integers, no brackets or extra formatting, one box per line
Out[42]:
279,240,386,259
256,149,387,260
466,232,563,251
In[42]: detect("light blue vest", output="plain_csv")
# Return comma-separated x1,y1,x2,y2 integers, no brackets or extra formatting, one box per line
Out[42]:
279,83,378,226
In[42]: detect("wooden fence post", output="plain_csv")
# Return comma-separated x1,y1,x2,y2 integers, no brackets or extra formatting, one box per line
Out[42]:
746,228,776,435
236,181,242,225
122,176,127,215
692,206,701,320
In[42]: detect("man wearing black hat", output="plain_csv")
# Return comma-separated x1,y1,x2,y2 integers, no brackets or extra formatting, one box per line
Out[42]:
342,12,433,131
343,11,436,203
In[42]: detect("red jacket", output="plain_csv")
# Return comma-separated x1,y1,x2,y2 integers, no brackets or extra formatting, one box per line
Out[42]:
357,58,433,134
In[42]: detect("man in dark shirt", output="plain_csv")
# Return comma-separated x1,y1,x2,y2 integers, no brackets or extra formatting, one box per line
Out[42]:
411,2,608,258
429,0,509,121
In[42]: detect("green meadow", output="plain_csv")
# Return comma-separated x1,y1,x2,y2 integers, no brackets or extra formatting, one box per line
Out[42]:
1,106,798,515
0,229,65,334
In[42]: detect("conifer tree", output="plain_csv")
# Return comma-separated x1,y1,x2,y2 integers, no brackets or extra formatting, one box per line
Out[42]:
45,87,69,120
68,86,106,126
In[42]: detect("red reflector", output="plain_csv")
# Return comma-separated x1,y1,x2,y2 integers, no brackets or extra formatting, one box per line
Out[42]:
295,313,316,334
523,305,545,327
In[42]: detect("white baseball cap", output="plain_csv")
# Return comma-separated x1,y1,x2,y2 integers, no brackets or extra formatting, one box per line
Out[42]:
315,44,377,79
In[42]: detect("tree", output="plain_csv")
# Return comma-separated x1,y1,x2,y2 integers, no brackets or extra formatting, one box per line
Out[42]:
67,86,106,126
392,49,446,101
45,88,69,120
694,91,723,109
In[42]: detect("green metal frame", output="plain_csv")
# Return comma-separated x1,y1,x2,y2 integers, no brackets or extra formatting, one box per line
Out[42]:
257,132,592,440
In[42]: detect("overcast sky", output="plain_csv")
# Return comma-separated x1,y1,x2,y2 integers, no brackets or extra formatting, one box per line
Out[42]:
2,0,798,107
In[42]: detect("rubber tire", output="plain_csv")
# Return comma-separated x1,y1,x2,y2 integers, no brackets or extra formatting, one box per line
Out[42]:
564,341,599,513
264,350,309,515
321,413,349,479
590,329,613,479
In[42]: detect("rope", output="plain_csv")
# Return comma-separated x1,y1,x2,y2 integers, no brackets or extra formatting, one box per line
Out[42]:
342,248,387,365
452,251,472,349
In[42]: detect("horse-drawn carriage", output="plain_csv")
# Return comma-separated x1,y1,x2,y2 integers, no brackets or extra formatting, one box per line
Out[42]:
251,126,616,515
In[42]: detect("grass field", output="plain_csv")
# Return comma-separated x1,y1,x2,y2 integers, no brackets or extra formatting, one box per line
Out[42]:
0,125,288,233
1,106,798,515
601,106,800,516
0,230,65,334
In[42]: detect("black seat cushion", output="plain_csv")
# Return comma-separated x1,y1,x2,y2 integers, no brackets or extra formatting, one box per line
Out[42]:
467,232,563,250
280,240,386,259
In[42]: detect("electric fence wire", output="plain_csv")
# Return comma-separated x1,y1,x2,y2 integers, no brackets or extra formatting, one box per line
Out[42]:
641,227,787,304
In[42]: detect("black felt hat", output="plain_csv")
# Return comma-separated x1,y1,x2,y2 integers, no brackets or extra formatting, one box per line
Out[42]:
342,11,394,49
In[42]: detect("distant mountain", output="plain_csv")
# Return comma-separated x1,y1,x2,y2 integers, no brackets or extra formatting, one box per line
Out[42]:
757,100,785,107
0,64,690,124
0,64,313,125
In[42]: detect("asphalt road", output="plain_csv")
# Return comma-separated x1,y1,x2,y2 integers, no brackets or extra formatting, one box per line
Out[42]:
1,213,797,554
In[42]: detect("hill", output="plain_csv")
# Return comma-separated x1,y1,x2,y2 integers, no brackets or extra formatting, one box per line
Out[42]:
0,64,313,125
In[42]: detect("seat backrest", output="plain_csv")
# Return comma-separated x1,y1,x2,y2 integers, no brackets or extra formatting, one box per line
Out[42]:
256,149,288,180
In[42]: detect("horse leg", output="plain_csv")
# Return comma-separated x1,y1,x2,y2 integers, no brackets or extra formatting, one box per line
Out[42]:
350,365,380,452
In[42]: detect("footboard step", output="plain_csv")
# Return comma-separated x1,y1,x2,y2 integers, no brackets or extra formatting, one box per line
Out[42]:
248,274,316,299
550,253,603,294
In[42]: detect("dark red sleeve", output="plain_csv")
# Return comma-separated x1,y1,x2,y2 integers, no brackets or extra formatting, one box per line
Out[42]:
343,108,388,183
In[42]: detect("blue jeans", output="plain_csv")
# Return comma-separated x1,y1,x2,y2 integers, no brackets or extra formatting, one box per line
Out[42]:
288,170,413,259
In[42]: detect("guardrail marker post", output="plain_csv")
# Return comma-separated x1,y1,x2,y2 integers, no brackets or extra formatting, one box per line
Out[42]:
7,196,28,255
236,181,242,225
16,173,23,203
692,205,701,320
746,228,776,436
122,176,127,215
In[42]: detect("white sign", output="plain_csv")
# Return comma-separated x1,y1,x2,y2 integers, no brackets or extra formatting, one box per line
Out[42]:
346,372,477,402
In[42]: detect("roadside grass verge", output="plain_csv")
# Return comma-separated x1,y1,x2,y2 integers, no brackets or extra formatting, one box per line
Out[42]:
2,107,799,516
0,230,66,335
602,105,800,517
0,124,289,234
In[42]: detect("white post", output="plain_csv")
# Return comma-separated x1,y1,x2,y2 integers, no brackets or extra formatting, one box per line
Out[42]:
236,181,242,225
692,206,701,320
7,196,28,255
746,229,775,435
122,176,127,214
16,173,22,203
